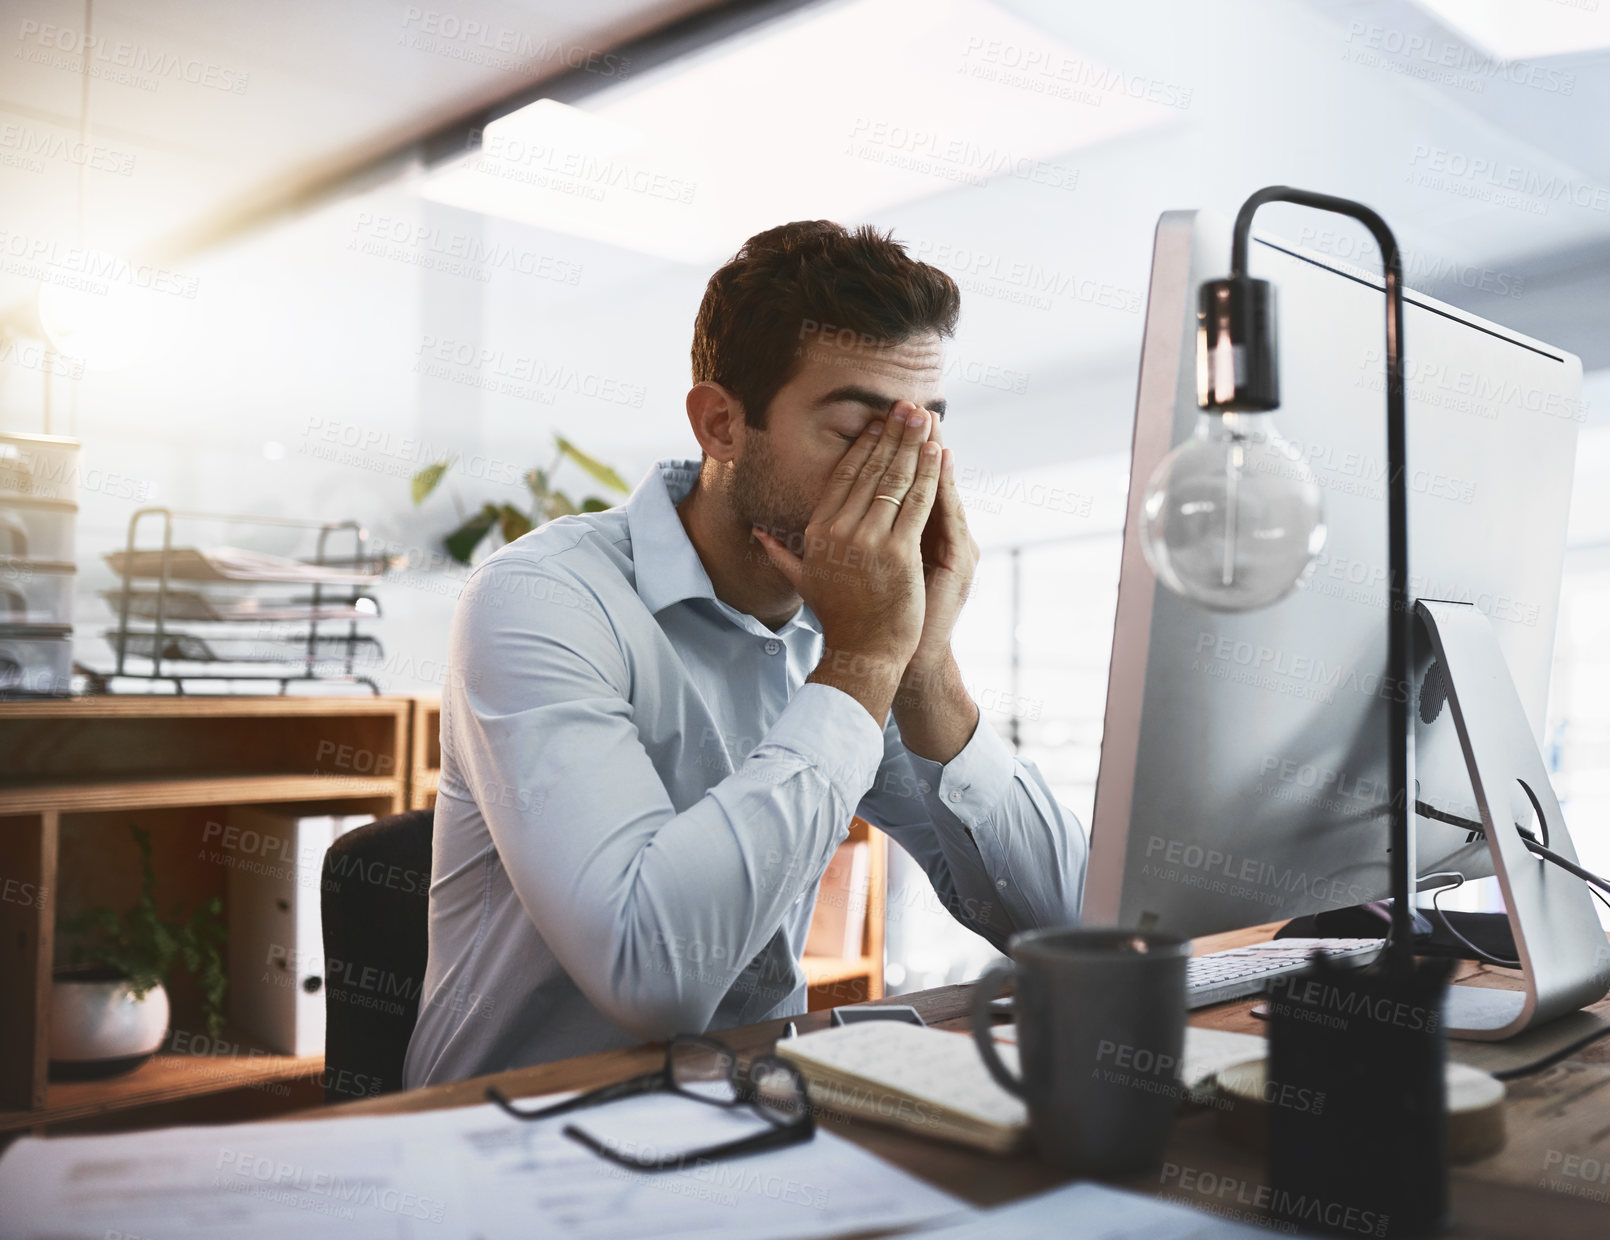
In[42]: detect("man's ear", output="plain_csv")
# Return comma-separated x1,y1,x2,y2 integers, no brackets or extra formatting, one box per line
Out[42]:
685,381,747,464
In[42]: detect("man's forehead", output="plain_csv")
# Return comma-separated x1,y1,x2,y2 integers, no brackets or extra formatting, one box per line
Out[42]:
797,332,944,389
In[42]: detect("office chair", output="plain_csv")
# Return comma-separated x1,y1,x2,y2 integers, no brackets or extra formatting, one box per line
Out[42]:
319,806,434,1102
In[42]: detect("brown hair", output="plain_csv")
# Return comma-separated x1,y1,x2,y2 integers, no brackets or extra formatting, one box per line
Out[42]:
691,220,961,430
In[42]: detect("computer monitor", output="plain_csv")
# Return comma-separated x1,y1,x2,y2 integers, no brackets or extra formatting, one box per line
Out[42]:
1085,209,1584,940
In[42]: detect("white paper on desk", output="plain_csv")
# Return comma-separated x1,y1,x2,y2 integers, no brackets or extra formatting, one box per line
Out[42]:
0,1095,970,1240
0,1107,471,1240
899,1180,1278,1237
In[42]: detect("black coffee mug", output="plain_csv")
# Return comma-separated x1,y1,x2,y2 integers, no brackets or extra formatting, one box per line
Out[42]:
971,926,1189,1175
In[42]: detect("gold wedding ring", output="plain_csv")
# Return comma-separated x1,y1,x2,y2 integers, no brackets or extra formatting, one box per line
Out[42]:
872,494,903,507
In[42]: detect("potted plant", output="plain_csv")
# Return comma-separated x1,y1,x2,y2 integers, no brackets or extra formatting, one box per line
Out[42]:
411,433,631,565
51,825,227,1079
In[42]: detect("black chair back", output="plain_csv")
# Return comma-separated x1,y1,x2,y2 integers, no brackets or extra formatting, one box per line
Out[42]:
320,807,434,1102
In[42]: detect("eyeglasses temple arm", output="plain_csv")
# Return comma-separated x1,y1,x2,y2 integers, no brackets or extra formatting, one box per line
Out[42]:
488,1069,665,1120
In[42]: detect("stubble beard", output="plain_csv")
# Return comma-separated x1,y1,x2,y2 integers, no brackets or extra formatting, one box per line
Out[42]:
726,432,815,558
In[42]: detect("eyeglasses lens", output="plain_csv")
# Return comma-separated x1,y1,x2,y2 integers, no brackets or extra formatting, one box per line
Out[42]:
750,1061,807,1125
669,1039,738,1103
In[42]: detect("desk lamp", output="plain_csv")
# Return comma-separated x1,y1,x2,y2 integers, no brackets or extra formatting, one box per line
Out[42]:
1140,186,1452,1237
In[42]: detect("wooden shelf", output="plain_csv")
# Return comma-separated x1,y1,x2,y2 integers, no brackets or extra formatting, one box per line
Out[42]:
0,1031,322,1134
409,696,441,810
805,815,887,1008
0,697,408,720
802,955,879,987
0,774,401,815
0,695,412,1125
0,695,412,790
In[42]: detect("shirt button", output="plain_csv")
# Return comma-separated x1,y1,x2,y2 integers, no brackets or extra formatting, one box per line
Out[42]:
948,789,964,804
763,639,781,656
996,879,1008,890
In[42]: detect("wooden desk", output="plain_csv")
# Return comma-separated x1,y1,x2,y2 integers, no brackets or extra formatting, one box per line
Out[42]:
320,926,1610,1239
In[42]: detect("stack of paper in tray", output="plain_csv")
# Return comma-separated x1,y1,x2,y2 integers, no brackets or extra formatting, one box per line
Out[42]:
776,1021,1030,1154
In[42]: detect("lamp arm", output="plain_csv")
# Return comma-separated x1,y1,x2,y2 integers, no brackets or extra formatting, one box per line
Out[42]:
1230,186,1414,964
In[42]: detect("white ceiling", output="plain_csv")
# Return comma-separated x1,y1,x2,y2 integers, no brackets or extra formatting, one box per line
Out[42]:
3,0,1608,475
0,0,709,323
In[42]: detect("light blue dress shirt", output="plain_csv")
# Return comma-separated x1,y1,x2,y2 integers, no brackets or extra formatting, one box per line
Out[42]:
402,458,1087,1087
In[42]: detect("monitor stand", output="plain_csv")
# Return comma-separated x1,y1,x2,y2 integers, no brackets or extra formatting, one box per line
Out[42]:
1417,600,1610,1041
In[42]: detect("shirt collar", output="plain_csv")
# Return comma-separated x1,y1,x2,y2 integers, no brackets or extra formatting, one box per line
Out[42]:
624,457,822,636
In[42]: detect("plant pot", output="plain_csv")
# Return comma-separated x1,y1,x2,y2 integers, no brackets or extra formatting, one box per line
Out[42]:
49,965,170,1080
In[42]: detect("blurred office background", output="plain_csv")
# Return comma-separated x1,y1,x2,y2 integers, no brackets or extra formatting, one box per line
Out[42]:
3,0,1609,991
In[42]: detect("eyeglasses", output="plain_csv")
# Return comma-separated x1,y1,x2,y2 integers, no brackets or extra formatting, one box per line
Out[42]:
486,1034,814,1171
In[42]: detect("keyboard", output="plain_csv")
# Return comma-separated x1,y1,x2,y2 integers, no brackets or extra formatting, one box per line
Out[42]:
1183,937,1385,1009
985,937,1385,1013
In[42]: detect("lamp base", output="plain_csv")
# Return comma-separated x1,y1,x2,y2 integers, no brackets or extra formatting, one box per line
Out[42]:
1266,950,1454,1238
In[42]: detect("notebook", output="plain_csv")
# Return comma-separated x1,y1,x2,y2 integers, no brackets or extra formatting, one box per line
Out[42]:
775,1022,1270,1154
989,1022,1268,1104
777,1021,1029,1153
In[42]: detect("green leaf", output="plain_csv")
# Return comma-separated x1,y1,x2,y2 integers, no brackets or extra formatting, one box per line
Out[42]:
544,490,578,520
444,503,500,565
498,504,533,544
411,462,449,505
523,467,549,499
555,436,629,492
580,496,611,513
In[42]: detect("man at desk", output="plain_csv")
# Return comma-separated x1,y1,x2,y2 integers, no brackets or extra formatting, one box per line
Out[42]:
403,220,1087,1087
